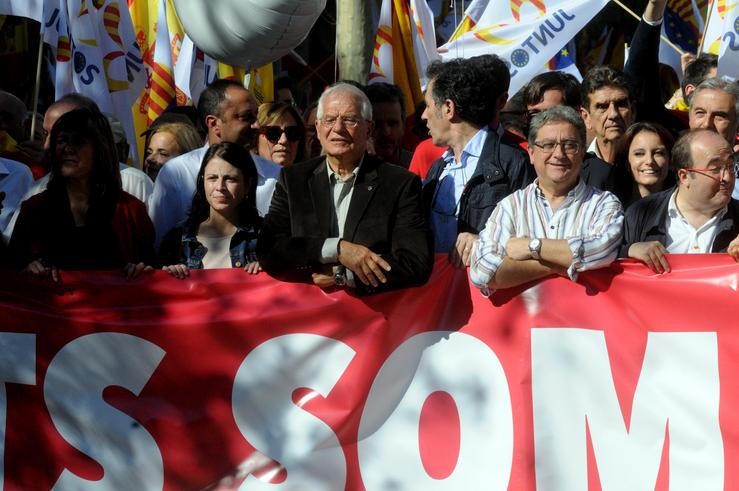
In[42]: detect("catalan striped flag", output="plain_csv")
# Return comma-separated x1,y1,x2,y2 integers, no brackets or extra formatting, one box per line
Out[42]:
145,0,176,124
368,0,439,116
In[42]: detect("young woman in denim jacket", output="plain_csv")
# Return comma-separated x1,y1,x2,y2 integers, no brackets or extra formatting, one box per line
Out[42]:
159,142,261,278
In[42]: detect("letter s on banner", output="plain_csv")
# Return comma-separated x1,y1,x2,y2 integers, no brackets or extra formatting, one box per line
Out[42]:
232,334,354,490
0,333,35,490
44,333,166,491
358,331,514,490
532,329,723,491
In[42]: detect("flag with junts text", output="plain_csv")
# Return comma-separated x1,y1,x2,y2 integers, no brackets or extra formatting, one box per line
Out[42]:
439,0,609,96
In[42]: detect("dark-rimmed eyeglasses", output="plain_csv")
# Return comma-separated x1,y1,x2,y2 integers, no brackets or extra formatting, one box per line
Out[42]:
259,126,303,143
533,140,581,154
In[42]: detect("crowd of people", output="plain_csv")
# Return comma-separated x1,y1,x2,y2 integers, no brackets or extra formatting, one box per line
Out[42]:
0,0,738,295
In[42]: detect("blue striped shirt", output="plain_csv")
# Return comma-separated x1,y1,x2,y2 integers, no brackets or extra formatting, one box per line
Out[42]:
470,179,624,291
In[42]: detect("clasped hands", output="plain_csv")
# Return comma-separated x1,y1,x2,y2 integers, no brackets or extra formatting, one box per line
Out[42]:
311,240,391,289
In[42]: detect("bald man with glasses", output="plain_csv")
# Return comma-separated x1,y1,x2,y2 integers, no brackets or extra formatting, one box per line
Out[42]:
621,129,739,273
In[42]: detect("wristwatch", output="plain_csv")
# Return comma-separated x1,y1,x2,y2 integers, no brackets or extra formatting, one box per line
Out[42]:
334,266,347,286
528,238,542,260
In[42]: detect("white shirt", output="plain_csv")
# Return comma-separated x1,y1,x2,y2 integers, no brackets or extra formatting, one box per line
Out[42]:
198,234,232,269
148,145,208,247
2,162,151,243
430,127,489,252
470,179,624,292
148,144,281,247
587,138,602,159
0,158,33,239
665,190,728,253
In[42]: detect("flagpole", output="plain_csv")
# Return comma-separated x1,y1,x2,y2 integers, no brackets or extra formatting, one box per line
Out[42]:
698,0,716,54
611,0,686,56
30,33,44,140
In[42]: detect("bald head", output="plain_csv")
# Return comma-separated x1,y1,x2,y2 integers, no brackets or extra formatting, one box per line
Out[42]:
0,91,27,141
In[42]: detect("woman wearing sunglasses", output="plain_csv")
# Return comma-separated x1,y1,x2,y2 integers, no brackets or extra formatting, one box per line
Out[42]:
256,102,305,167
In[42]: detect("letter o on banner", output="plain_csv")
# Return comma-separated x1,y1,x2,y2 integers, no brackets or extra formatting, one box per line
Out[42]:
171,0,327,70
358,332,514,489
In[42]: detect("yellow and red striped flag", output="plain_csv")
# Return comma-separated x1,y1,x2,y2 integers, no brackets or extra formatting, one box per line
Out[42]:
368,0,439,117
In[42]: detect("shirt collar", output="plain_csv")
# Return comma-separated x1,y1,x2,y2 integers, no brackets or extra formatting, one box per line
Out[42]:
533,178,587,202
441,127,489,168
326,156,363,183
587,138,601,159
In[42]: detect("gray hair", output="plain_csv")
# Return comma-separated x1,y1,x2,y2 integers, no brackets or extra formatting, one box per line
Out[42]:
527,105,586,147
690,77,739,119
316,83,373,121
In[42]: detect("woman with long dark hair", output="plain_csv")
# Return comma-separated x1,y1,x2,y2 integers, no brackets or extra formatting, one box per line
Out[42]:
159,142,261,277
9,108,154,280
613,122,676,207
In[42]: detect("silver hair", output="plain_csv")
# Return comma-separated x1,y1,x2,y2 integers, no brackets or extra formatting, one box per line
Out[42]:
690,77,739,126
316,83,373,121
527,105,586,147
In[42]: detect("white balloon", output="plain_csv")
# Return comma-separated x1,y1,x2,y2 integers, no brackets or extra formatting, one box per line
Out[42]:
172,0,327,70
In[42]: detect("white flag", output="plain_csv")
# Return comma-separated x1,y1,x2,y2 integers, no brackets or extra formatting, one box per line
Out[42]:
439,0,610,96
409,0,440,89
174,33,218,104
702,0,739,80
41,1,145,160
0,0,43,22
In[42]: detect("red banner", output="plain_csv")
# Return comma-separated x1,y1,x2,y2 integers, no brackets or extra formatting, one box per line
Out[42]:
1,255,738,490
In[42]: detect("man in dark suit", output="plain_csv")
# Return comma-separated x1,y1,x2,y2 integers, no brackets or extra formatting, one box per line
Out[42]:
257,83,432,294
621,129,739,273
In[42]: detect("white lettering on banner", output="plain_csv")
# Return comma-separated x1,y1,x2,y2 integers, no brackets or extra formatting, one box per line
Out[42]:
531,329,723,490
0,333,35,490
232,334,355,490
44,333,166,491
358,332,513,490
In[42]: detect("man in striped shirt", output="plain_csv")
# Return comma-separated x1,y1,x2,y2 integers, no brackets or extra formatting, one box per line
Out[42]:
470,106,624,293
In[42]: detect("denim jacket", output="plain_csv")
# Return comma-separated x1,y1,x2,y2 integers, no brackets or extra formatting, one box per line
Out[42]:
180,225,259,269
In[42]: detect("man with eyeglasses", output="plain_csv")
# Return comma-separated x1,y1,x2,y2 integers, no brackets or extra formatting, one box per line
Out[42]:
257,82,432,294
470,106,623,293
422,56,532,269
621,129,739,273
148,79,281,247
521,71,613,191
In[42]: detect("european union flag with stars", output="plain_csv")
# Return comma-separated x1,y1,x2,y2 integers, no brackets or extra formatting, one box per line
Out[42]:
664,5,700,51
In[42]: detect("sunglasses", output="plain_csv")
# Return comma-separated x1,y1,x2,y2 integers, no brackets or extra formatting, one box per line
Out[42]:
260,126,302,143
